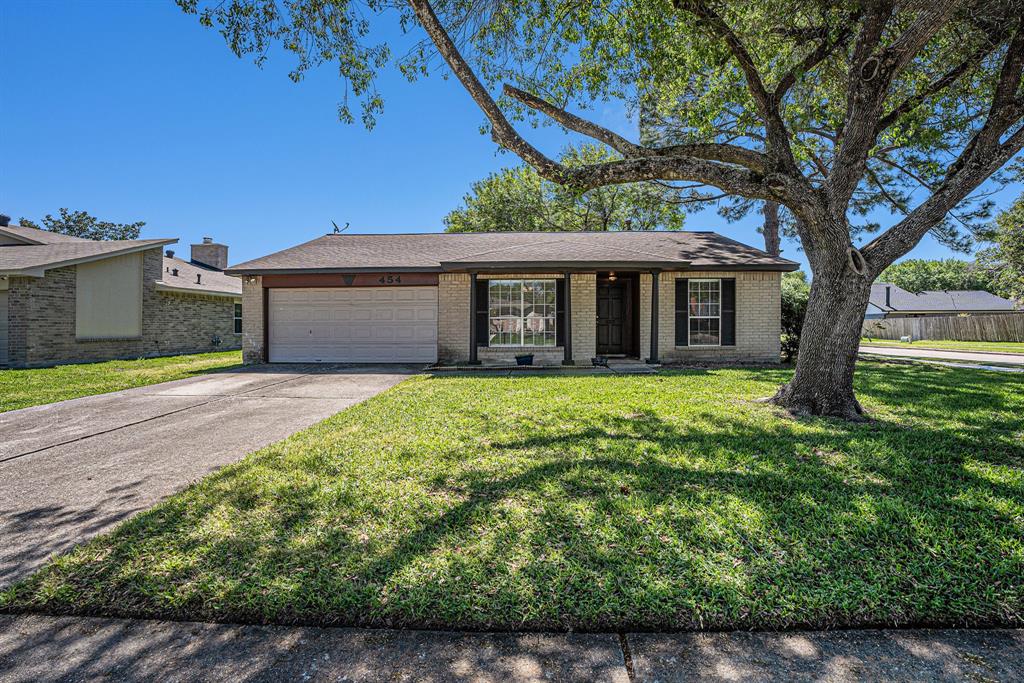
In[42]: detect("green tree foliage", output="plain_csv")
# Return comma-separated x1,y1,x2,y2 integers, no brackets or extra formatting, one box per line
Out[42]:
445,145,686,233
780,270,810,362
879,259,997,294
977,193,1024,302
19,208,144,241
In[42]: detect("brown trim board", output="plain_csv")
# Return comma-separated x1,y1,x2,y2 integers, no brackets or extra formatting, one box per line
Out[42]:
262,272,439,288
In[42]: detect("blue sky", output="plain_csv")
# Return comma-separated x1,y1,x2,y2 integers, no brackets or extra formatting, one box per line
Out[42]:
1,0,1019,270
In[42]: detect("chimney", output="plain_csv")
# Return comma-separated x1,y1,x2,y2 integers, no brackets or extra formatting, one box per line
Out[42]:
0,214,9,227
165,249,175,258
171,268,179,277
885,285,891,308
190,237,228,270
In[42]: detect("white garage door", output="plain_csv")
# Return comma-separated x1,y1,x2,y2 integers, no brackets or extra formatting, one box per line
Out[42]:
268,287,438,363
0,290,8,366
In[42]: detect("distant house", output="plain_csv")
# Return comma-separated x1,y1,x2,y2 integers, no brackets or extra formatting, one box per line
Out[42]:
866,282,1017,320
0,216,241,368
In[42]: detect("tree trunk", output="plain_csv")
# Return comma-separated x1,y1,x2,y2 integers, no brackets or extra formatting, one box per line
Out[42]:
762,201,781,256
771,249,873,420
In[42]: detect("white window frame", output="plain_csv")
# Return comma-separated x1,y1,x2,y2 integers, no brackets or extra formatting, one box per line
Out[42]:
687,278,722,347
487,279,557,348
233,302,242,335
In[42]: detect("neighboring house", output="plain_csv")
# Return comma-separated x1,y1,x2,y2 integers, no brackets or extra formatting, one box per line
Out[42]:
866,282,1018,319
0,216,242,368
227,231,798,366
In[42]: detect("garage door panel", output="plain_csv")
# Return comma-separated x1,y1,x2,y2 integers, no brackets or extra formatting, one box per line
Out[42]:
269,287,437,363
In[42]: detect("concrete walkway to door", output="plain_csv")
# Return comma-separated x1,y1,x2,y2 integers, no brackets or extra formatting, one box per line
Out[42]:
0,364,419,588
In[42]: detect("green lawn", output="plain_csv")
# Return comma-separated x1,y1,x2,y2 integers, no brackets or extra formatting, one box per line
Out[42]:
861,338,1024,355
0,350,242,413
2,363,1021,631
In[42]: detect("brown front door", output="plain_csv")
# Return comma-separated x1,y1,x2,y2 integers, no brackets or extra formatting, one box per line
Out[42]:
597,281,629,354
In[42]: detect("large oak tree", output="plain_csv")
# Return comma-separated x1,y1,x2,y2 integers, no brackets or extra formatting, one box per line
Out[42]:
180,0,1024,418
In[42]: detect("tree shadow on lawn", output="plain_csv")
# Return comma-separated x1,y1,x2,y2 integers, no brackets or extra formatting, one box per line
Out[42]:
3,364,1022,631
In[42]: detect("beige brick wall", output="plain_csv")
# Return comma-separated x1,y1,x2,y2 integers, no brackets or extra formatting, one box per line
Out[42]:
241,275,265,364
570,272,596,363
649,270,781,364
437,273,471,363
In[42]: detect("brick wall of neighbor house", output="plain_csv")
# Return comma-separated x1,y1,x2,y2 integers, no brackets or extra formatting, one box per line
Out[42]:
241,275,266,364
6,248,240,368
638,270,781,364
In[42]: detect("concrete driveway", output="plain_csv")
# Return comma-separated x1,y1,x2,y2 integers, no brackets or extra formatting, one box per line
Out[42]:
0,364,419,587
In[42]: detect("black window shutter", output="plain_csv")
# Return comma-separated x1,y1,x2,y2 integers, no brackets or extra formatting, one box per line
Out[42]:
721,278,736,346
475,279,490,347
555,278,566,347
675,279,688,346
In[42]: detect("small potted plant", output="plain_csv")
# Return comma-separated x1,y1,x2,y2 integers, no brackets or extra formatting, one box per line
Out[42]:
515,353,534,366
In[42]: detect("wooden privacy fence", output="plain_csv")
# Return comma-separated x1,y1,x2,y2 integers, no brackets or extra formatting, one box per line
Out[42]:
862,313,1024,342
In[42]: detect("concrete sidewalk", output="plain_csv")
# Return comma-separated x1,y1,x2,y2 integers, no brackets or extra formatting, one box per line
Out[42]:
859,344,1024,366
1,614,1021,682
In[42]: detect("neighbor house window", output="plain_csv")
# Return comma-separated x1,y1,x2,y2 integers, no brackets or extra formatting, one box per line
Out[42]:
688,279,721,346
488,279,556,347
233,303,242,334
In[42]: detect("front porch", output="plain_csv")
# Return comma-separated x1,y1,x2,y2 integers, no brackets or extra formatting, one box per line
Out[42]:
435,267,781,368
457,269,665,367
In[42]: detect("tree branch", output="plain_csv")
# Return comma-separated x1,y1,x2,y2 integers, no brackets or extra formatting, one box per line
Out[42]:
829,1,961,208
502,84,644,157
774,20,857,101
677,0,799,172
408,0,795,202
861,124,1024,270
407,0,568,182
874,45,993,136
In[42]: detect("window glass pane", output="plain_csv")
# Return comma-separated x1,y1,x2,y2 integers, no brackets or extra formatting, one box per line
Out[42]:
689,317,720,345
487,279,557,346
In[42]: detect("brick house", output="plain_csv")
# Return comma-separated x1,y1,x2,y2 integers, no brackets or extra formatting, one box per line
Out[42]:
226,231,797,366
0,219,242,368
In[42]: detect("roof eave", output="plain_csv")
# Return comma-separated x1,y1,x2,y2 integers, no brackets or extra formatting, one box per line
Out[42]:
154,282,242,298
224,265,444,276
692,261,801,272
0,239,178,276
440,260,692,272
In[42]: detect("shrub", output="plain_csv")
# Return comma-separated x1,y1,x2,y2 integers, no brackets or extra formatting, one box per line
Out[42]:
781,271,810,361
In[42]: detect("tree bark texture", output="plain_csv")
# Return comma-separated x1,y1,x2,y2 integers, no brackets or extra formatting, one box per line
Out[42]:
770,216,873,419
761,201,781,257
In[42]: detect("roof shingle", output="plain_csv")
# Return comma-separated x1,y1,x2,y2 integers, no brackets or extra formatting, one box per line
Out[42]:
870,283,1017,313
158,256,241,296
226,231,799,274
0,239,176,274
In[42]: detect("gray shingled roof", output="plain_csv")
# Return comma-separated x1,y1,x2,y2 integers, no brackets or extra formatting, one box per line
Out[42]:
226,231,799,274
0,239,177,275
158,256,241,297
0,224,93,245
870,283,1017,313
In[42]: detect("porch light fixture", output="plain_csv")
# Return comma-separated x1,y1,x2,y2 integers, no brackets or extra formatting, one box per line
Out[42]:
607,271,617,281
